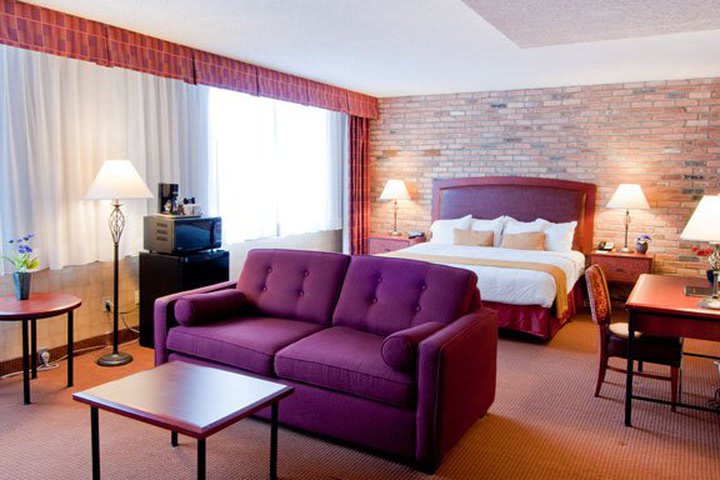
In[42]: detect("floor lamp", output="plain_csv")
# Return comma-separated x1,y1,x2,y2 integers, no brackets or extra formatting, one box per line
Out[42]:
85,160,153,366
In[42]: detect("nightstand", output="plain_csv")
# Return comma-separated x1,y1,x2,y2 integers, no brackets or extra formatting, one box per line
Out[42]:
368,235,425,255
588,251,654,285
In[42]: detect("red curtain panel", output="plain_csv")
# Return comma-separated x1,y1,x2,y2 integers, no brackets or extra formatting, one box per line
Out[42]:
194,50,258,95
0,0,108,64
350,116,371,254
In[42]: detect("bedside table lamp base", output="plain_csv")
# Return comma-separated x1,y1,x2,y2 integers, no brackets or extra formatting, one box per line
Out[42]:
620,209,633,253
388,199,401,237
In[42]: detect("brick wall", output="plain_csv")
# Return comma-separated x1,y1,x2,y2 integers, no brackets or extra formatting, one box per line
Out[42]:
370,78,720,276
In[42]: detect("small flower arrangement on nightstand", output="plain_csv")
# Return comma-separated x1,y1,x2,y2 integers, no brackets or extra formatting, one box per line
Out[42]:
2,234,39,300
635,234,652,254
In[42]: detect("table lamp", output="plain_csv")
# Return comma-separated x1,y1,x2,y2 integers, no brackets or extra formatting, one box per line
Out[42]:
607,184,650,252
680,194,720,310
379,179,410,236
86,160,153,366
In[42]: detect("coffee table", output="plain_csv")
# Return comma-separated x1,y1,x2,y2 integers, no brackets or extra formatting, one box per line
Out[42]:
0,293,81,404
73,361,294,480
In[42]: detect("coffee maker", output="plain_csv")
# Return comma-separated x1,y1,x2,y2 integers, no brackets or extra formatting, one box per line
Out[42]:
158,183,180,215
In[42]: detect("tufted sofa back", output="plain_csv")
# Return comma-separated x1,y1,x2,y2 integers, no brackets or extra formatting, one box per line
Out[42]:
332,255,480,336
237,249,351,325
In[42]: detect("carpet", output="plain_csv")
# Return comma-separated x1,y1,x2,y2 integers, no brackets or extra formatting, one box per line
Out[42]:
0,312,718,479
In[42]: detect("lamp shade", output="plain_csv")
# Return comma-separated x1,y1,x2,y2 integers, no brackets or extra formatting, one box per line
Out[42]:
680,195,720,242
85,160,153,200
379,179,410,201
607,184,649,210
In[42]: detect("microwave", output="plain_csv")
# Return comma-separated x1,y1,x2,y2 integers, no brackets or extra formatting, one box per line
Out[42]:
144,215,222,254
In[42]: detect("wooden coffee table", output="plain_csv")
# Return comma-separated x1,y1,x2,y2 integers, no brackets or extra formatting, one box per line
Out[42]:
0,293,81,404
73,361,294,480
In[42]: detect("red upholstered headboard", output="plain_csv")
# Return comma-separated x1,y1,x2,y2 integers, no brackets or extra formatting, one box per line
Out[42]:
432,176,597,253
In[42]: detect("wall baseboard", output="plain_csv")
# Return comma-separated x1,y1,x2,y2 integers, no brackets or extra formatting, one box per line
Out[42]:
0,328,142,376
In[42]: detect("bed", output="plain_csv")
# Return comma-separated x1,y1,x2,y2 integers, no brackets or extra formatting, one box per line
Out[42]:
388,176,596,340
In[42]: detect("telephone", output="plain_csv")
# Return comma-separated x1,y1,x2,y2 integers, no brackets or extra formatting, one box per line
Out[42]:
408,231,426,239
597,241,615,251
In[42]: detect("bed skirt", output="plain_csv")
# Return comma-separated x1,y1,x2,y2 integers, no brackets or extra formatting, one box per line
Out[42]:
482,281,583,340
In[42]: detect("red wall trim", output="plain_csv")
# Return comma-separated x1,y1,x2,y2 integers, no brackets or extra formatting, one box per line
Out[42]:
0,0,379,118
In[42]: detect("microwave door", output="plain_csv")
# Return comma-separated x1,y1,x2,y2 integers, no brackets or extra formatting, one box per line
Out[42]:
175,221,212,252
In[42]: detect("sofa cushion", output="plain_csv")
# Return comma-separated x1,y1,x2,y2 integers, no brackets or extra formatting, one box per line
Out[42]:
332,255,479,336
237,249,350,325
174,290,250,326
381,322,445,372
166,316,325,375
275,326,415,408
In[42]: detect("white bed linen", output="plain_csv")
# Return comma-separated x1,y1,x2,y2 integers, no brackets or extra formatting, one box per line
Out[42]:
398,243,585,308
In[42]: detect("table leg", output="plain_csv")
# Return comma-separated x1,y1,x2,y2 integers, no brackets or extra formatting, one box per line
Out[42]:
171,431,178,447
22,319,30,405
197,438,206,480
270,402,278,480
625,312,635,427
67,310,74,388
31,319,37,379
91,407,100,480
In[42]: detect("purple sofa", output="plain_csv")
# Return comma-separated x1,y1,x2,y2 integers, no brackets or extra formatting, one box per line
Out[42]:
154,249,497,471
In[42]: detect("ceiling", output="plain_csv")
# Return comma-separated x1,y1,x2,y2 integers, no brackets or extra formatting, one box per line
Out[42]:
26,0,720,97
462,0,720,47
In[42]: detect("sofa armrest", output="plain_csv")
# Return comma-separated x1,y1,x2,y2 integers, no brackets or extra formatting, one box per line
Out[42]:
154,280,237,366
415,308,498,471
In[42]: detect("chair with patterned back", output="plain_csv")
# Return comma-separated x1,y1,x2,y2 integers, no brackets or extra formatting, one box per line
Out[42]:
584,264,683,409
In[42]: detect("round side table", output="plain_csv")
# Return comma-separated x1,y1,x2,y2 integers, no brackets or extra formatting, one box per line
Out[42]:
0,293,82,404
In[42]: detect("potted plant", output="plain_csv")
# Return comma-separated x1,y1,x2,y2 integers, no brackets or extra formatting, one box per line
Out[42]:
691,245,718,286
635,234,652,254
2,234,39,300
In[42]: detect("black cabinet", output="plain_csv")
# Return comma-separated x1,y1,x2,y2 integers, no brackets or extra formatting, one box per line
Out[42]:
139,250,229,348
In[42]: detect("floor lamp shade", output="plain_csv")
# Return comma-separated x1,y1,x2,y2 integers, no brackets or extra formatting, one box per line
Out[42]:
380,179,410,236
85,160,152,366
85,160,153,200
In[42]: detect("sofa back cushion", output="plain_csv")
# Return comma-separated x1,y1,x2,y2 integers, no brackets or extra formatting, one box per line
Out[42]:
332,255,480,336
237,249,350,325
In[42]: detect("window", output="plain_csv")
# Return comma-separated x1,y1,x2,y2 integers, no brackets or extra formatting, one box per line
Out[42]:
207,88,345,244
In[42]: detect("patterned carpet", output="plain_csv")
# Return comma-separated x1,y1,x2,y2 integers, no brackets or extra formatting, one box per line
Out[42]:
0,312,718,479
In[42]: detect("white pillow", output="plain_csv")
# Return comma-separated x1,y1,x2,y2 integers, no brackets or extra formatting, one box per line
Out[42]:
537,219,577,252
503,217,547,235
470,216,506,247
429,215,472,244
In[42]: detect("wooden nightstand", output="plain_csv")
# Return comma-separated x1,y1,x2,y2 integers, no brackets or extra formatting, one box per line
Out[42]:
368,235,425,255
588,251,653,285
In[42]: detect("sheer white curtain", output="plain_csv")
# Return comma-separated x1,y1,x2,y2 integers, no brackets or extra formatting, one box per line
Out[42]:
207,88,344,243
0,45,209,273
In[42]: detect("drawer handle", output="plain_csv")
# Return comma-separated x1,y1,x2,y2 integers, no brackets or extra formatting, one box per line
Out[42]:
614,267,625,272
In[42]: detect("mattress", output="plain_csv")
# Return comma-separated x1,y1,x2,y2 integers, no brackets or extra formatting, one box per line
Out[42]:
397,243,586,308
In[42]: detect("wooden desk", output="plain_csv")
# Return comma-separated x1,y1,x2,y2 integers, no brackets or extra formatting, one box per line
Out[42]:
624,274,720,426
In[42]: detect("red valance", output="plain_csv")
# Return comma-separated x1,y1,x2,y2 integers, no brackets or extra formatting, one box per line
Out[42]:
306,79,349,113
0,0,108,64
0,0,379,119
347,91,379,119
257,66,309,105
106,26,194,83
194,50,258,95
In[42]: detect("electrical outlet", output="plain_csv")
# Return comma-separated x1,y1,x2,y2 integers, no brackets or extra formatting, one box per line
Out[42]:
37,348,50,367
134,290,140,305
103,297,113,312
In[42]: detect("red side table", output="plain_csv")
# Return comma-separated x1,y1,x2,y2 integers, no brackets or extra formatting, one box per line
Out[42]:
0,293,82,404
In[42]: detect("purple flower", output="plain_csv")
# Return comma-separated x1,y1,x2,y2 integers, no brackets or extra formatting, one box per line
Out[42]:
18,245,32,254
8,239,14,244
